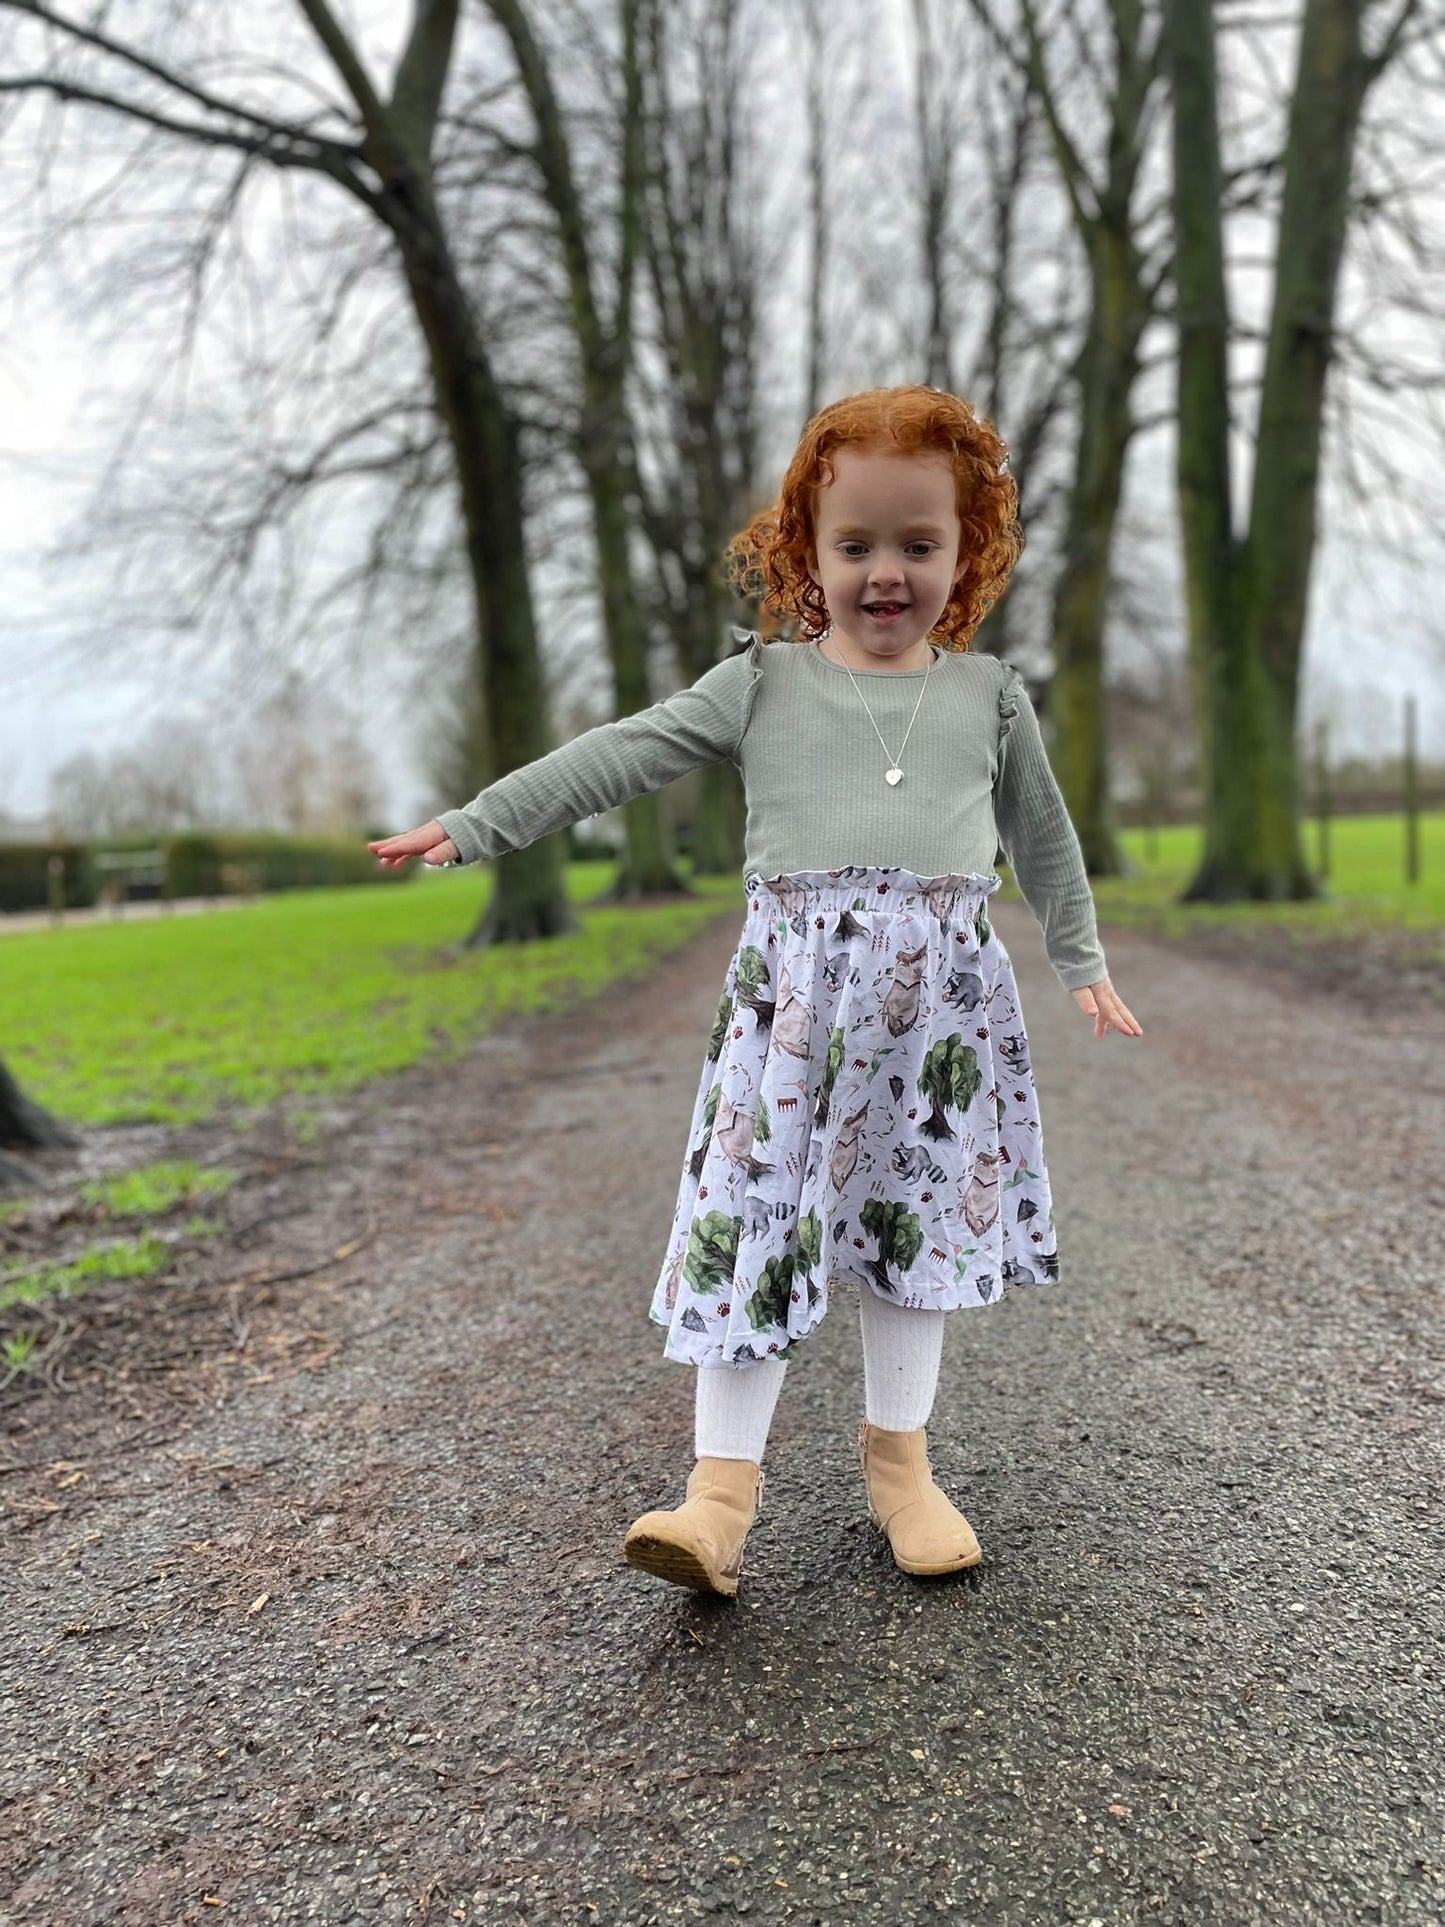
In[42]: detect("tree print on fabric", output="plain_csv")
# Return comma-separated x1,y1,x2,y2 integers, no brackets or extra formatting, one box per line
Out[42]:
794,1208,824,1309
733,945,775,1028
814,1024,845,1126
686,1080,723,1179
860,1197,924,1296
917,1035,983,1141
706,987,734,1063
650,868,1062,1369
748,1253,795,1332
684,1210,741,1295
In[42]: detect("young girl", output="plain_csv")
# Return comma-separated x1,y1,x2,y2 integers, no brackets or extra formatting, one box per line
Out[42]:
370,385,1141,1599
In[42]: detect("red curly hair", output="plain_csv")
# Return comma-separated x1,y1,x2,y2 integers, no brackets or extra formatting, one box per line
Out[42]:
724,385,1023,651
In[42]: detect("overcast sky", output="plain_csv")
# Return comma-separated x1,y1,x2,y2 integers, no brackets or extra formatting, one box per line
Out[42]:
1,0,1442,832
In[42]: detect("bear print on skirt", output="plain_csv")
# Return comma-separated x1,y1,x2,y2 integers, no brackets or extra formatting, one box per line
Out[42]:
649,866,1062,1369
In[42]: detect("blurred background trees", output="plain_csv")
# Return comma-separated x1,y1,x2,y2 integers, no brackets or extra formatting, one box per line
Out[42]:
2,0,1443,930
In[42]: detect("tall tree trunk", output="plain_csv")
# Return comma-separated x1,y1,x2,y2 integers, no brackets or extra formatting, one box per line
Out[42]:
1169,0,1375,902
1021,0,1157,879
488,0,687,902
1050,221,1148,873
300,0,579,942
799,0,831,423
635,0,761,874
381,176,580,943
912,0,956,393
969,69,1071,666
0,0,583,945
0,1057,79,1193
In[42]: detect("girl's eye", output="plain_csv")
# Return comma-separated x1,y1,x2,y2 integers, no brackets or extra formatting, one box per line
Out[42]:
838,542,936,558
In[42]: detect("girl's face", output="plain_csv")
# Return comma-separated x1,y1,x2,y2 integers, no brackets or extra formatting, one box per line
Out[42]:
806,446,965,668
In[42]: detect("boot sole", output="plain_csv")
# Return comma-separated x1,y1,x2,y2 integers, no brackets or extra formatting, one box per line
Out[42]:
623,1527,741,1597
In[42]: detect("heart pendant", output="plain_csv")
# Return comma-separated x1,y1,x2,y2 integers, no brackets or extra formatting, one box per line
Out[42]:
885,768,903,786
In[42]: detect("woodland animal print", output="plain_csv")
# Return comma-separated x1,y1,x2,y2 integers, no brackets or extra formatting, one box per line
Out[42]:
879,942,928,1038
649,867,1061,1370
772,960,814,1058
829,1100,870,1192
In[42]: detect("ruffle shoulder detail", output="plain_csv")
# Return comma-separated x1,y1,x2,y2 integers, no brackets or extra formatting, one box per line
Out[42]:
994,662,1032,766
997,657,1024,746
729,627,768,746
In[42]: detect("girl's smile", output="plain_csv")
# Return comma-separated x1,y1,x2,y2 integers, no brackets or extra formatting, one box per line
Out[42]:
806,446,965,671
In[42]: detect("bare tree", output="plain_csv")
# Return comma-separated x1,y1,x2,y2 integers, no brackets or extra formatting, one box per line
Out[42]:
633,0,773,872
0,0,581,943
970,0,1170,875
906,19,1078,665
911,0,965,393
481,0,690,899
1166,0,1427,901
791,0,840,424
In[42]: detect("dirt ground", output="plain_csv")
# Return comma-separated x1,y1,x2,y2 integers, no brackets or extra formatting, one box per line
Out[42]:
2,903,1442,1925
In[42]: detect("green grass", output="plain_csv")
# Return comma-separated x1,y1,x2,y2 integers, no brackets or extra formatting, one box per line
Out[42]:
1,861,743,1127
6,819,1432,1138
180,1213,226,1239
1001,810,1445,947
77,1159,237,1217
0,1233,171,1313
2,1331,40,1372
0,1163,233,1340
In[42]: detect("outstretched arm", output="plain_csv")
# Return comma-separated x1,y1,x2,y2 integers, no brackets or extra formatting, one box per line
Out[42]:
371,644,760,869
992,665,1141,1040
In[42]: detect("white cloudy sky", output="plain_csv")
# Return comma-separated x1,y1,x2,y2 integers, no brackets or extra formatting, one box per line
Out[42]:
1,0,1442,831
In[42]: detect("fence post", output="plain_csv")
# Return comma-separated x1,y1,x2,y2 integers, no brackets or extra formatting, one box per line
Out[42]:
1314,718,1331,881
1404,693,1419,884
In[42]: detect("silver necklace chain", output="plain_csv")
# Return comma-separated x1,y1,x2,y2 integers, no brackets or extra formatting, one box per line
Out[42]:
823,630,935,785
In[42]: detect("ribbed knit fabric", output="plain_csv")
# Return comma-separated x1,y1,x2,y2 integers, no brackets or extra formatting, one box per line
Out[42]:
694,1354,788,1463
858,1287,945,1431
690,1287,946,1457
437,633,1107,990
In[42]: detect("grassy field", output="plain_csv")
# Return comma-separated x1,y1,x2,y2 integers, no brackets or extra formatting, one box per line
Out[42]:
4,819,1431,1361
1005,811,1445,948
2,861,743,1127
4,813,1439,1131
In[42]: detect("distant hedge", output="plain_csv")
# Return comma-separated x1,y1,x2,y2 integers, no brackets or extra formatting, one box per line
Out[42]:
0,835,412,912
164,834,413,898
0,844,98,914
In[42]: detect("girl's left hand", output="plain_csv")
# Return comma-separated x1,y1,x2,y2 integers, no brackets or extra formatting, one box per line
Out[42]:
1071,977,1142,1040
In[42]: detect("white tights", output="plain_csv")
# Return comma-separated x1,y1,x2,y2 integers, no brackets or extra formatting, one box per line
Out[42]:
693,1288,946,1463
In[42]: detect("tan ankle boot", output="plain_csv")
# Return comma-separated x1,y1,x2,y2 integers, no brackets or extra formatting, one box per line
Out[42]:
857,1418,982,1575
623,1456,765,1597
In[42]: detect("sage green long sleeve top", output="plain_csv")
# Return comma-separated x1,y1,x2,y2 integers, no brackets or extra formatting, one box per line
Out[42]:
436,633,1108,991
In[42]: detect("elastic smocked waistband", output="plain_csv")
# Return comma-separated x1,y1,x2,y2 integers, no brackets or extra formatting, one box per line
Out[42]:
744,866,1001,920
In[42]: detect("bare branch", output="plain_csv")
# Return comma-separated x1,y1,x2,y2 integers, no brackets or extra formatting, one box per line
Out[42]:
1363,0,1422,83
291,0,391,149
0,70,365,184
0,0,361,151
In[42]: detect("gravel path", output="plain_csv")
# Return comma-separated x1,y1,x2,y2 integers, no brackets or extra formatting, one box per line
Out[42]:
3,902,1442,1926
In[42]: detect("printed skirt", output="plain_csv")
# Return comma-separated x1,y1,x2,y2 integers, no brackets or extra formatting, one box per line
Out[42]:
649,866,1061,1369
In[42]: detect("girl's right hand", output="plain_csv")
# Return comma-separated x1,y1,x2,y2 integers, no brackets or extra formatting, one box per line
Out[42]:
368,821,460,870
